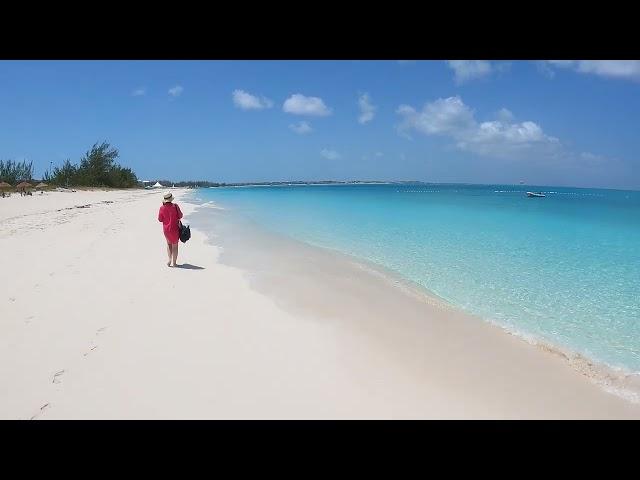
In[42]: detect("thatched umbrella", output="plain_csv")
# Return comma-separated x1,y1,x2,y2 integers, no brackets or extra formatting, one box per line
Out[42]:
16,181,33,195
0,181,11,197
35,182,49,191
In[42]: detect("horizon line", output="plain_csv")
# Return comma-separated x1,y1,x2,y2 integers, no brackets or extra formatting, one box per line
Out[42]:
148,179,640,192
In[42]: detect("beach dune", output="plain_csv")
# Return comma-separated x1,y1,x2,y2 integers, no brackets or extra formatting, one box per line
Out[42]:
1,189,639,419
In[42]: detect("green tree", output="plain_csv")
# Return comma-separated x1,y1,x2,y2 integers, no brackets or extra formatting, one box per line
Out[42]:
78,142,119,186
0,159,33,184
51,159,77,187
48,142,138,188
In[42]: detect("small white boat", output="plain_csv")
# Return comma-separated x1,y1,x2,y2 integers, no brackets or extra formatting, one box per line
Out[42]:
526,191,545,198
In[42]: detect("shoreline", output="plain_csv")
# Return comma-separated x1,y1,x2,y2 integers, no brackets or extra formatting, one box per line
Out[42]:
345,251,640,404
337,253,640,405
185,190,640,409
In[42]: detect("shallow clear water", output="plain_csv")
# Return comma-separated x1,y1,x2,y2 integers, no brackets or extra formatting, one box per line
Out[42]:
195,183,640,373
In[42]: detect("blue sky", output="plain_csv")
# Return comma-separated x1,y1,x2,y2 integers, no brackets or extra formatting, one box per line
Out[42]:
0,60,638,189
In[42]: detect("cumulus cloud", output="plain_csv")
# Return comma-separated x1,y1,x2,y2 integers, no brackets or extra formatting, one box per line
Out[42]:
358,93,376,124
320,149,340,160
168,85,184,97
534,61,556,78
396,96,561,159
544,60,640,81
232,89,274,110
578,151,608,167
447,60,493,84
283,94,332,116
289,121,313,134
446,61,511,84
132,87,146,96
397,96,475,136
496,108,515,123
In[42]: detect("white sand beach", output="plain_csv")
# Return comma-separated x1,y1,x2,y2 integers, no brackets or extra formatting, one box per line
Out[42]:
1,188,639,419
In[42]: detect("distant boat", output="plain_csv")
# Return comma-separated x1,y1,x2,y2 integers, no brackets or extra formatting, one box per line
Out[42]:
526,191,545,198
519,180,525,185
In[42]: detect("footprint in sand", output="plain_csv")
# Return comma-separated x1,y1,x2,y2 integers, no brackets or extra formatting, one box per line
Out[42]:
30,403,51,420
9,297,16,302
83,346,98,357
52,370,65,384
96,327,107,335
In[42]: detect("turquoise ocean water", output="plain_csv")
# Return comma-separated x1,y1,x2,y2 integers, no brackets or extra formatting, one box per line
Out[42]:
195,184,640,374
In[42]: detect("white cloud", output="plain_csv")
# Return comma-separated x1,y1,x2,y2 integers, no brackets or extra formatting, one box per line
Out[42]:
132,87,146,96
496,108,514,123
283,94,332,116
232,89,274,110
358,93,376,124
375,152,384,157
447,60,493,84
446,61,511,84
320,149,340,160
289,121,313,134
168,85,184,97
534,61,556,78
397,96,476,136
578,151,608,166
397,96,561,159
544,60,640,81
460,120,559,157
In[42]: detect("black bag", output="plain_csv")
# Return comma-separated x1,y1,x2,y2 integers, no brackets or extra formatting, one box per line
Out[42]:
175,204,191,243
179,222,191,243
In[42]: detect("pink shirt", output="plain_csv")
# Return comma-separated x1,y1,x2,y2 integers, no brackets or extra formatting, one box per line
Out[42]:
158,202,183,243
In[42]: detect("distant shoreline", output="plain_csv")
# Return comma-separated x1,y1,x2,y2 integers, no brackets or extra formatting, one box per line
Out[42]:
149,180,639,193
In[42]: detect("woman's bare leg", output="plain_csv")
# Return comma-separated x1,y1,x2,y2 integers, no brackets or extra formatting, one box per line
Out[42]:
171,242,179,266
166,243,172,266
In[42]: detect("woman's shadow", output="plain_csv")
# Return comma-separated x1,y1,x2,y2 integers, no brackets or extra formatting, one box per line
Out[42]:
175,263,205,270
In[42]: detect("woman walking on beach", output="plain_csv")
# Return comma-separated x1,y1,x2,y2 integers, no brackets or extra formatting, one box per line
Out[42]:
158,192,183,267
